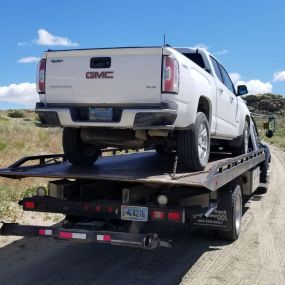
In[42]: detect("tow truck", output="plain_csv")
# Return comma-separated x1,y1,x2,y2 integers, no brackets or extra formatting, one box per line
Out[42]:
0,116,273,249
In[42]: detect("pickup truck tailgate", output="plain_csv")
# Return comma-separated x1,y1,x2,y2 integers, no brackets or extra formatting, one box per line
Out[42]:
45,47,163,105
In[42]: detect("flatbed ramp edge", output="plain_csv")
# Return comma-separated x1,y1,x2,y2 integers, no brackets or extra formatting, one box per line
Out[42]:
0,149,265,191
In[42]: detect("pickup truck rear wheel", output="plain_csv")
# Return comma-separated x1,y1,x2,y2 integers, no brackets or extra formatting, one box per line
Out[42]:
63,128,101,166
177,112,210,171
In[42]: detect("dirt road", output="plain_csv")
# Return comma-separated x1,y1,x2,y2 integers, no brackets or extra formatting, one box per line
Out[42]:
0,146,285,285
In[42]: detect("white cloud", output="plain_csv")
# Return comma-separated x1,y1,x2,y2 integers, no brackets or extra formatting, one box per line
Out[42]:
273,70,285,82
0,83,38,108
34,29,79,47
17,57,40,63
191,43,209,50
236,79,272,95
215,49,230,56
229,73,241,85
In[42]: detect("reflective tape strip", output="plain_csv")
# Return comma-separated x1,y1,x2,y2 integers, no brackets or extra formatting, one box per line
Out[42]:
38,229,52,236
59,231,72,239
72,233,87,240
97,234,111,241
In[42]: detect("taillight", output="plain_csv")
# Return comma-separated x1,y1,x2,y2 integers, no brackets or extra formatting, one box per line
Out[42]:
24,201,35,209
162,56,179,93
37,59,46,93
168,212,181,222
152,211,165,220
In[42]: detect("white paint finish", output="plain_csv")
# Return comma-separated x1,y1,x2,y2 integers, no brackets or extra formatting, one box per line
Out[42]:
45,48,162,104
38,46,250,139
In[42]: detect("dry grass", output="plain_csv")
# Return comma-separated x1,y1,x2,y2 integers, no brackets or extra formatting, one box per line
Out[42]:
0,110,62,219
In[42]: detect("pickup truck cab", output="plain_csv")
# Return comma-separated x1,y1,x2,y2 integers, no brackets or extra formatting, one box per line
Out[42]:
36,46,250,170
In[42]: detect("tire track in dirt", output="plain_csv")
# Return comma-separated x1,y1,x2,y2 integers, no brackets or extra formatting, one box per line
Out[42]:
182,147,285,285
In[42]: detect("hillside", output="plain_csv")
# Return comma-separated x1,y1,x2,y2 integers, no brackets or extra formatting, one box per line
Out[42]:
243,93,285,114
243,93,285,148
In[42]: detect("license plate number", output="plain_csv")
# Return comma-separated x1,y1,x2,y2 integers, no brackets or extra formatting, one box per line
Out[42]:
121,205,148,222
89,107,113,122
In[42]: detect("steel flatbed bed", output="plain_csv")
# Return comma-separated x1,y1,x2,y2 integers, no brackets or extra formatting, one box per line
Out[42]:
0,149,265,191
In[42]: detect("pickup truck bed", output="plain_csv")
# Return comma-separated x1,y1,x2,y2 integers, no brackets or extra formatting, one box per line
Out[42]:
0,149,265,191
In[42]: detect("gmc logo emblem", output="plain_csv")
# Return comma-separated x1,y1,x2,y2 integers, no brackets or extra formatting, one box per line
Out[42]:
86,71,114,79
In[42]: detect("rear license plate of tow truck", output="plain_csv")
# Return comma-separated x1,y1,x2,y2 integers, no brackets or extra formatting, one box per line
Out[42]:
121,205,148,222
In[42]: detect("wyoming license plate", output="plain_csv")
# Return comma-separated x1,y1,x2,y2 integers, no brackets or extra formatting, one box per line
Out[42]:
121,205,148,222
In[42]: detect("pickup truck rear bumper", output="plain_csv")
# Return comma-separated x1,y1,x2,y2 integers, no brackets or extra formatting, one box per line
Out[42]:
36,103,177,130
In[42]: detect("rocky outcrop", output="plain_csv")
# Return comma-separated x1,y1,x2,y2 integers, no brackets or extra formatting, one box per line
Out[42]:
243,93,285,114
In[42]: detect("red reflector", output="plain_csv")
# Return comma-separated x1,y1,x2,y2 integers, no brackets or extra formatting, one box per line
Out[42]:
96,205,101,212
108,207,113,213
104,235,111,241
152,211,165,220
38,229,46,235
24,201,35,209
168,212,180,221
59,231,73,239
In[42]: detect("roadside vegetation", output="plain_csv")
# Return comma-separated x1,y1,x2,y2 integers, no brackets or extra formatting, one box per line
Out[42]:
0,110,62,220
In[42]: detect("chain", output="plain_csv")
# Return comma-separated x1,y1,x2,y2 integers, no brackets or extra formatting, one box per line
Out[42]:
171,155,179,179
170,153,209,180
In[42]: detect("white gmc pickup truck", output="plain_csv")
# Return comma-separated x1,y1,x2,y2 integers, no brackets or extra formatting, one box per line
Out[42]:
36,46,250,170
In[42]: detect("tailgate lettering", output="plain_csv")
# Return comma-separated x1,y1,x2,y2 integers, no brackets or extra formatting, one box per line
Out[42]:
86,71,114,79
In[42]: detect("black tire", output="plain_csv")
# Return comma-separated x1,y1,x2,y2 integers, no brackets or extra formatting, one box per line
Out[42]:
63,128,101,166
218,182,243,241
232,120,250,156
257,161,270,194
177,112,210,171
260,161,269,183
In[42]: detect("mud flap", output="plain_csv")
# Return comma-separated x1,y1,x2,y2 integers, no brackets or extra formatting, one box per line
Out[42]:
187,189,234,231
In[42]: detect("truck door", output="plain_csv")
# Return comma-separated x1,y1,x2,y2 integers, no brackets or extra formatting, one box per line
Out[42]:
210,57,238,138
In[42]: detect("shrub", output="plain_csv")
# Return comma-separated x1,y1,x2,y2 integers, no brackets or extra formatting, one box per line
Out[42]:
8,110,25,118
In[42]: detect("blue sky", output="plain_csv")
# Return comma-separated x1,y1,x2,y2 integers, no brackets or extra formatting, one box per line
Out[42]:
0,0,284,109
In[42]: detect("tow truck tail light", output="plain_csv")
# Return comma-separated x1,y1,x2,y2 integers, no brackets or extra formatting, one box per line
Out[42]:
162,56,179,93
24,201,35,209
168,211,181,222
152,211,165,220
37,59,46,93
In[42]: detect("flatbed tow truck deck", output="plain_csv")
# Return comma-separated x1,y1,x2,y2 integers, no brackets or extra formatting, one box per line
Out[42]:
0,149,264,190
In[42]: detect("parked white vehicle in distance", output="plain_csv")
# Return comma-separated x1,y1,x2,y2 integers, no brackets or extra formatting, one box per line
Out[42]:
36,46,250,171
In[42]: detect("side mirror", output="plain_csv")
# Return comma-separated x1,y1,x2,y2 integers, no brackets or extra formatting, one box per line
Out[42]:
237,85,248,96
